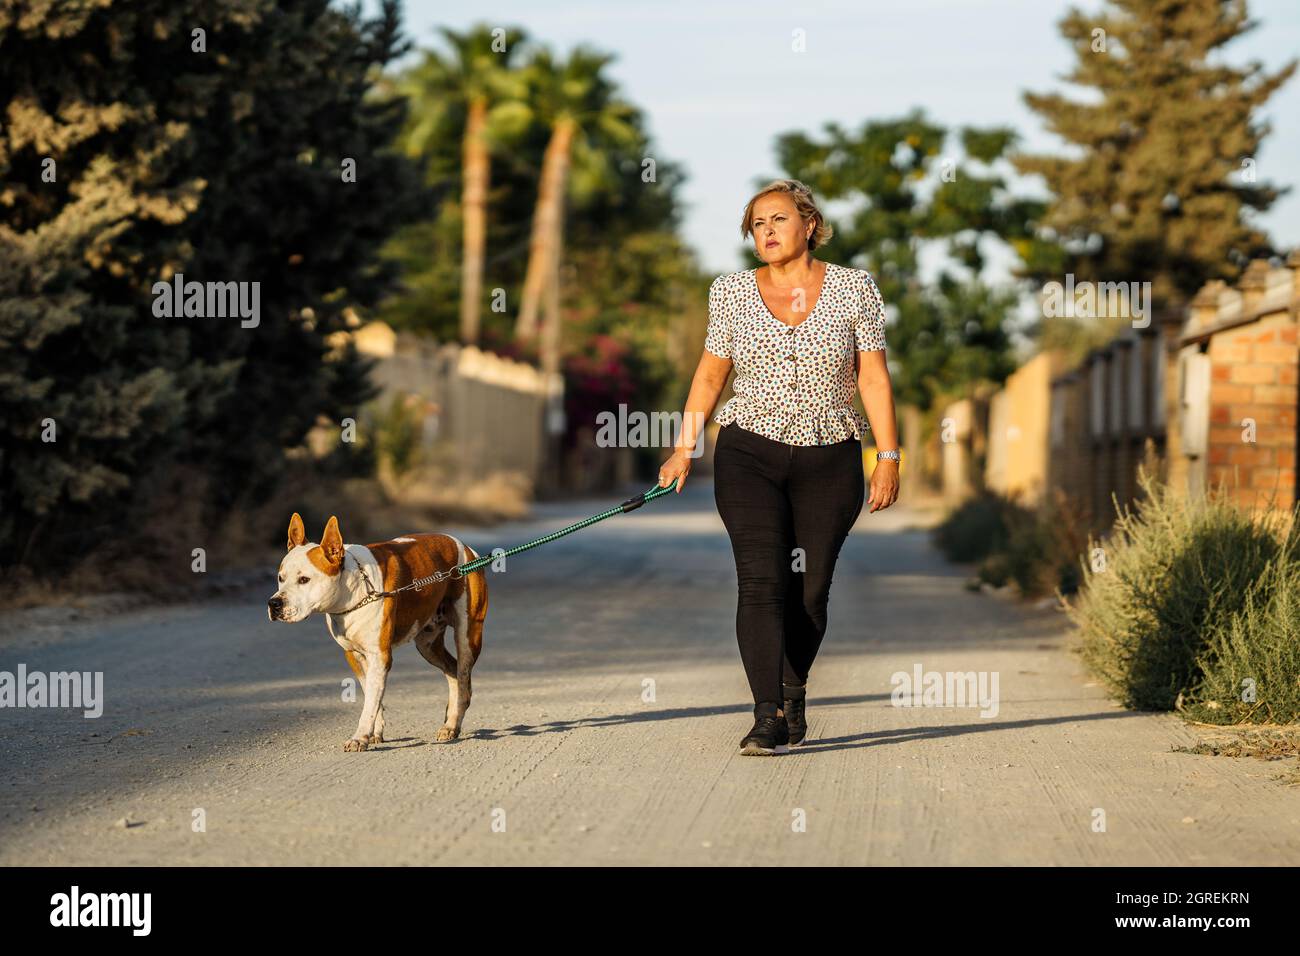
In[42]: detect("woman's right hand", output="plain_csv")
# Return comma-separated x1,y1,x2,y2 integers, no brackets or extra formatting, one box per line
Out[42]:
658,448,693,493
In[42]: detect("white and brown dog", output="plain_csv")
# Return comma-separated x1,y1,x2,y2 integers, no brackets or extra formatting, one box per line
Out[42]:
267,513,488,750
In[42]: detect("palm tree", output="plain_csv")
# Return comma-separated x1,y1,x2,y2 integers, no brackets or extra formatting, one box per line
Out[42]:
399,25,530,345
512,46,641,375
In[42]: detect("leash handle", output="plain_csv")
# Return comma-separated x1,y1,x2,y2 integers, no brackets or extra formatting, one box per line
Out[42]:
621,476,678,512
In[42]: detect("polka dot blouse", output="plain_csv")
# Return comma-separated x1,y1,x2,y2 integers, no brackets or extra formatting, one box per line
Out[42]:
704,261,888,446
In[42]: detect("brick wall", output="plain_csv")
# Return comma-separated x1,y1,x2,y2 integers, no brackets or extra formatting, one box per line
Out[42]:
1175,254,1300,510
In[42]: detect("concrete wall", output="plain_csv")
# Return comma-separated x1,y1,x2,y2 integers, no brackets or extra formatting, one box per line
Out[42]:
1044,328,1167,531
330,321,587,502
984,352,1061,506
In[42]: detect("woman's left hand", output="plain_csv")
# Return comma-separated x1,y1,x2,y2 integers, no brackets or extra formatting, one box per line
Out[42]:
868,460,899,513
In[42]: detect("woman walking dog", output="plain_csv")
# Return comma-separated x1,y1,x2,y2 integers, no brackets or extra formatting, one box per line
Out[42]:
658,179,900,756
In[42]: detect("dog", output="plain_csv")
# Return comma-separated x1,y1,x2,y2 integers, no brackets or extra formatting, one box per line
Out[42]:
267,513,487,750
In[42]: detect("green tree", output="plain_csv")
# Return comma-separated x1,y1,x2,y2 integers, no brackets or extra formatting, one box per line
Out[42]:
510,45,643,378
772,112,1042,408
395,24,531,345
0,0,422,571
1012,0,1296,315
379,32,694,461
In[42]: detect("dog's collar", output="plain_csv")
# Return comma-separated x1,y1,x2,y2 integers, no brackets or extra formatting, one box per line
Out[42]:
333,550,460,616
330,553,383,616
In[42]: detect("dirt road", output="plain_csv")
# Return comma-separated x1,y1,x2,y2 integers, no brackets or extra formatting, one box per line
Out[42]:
2,478,1297,865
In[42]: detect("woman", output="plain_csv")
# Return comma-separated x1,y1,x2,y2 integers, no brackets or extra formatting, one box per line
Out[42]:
657,178,900,756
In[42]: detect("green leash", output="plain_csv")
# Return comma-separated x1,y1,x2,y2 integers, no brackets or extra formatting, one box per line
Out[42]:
340,478,680,611
454,477,679,576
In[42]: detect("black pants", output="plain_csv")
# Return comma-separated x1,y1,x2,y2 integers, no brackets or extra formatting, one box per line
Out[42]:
712,422,865,717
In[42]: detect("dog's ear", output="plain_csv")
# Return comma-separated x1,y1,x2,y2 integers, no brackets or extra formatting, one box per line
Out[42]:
287,512,307,551
320,516,345,567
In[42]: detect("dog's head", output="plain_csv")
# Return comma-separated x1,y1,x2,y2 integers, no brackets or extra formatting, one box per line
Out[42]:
267,513,348,622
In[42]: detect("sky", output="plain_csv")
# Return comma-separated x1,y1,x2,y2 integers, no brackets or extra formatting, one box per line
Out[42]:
393,0,1300,282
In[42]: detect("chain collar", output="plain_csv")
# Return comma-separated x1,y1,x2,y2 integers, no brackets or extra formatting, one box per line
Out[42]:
333,552,462,616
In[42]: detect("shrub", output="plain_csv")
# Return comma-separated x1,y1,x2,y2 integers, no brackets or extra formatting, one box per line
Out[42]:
1180,552,1300,725
933,493,1019,563
1003,489,1090,598
941,489,1087,598
977,551,1012,588
374,394,423,477
1068,472,1286,712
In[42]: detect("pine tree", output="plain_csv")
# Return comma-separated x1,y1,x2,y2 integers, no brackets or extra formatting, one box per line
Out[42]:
0,0,422,571
1013,0,1296,314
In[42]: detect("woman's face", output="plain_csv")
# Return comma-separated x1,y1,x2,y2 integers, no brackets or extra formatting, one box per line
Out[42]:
750,193,811,263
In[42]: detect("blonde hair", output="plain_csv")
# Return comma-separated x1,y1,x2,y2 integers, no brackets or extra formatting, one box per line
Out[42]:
740,179,833,252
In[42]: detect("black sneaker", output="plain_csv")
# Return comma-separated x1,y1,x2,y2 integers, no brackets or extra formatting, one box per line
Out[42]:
783,682,808,746
739,713,790,756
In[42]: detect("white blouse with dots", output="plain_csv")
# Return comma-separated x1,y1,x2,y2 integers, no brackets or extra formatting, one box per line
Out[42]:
704,261,888,446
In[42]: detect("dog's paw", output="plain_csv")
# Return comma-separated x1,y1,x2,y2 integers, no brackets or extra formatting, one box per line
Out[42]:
434,726,460,743
343,737,369,752
365,731,384,745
